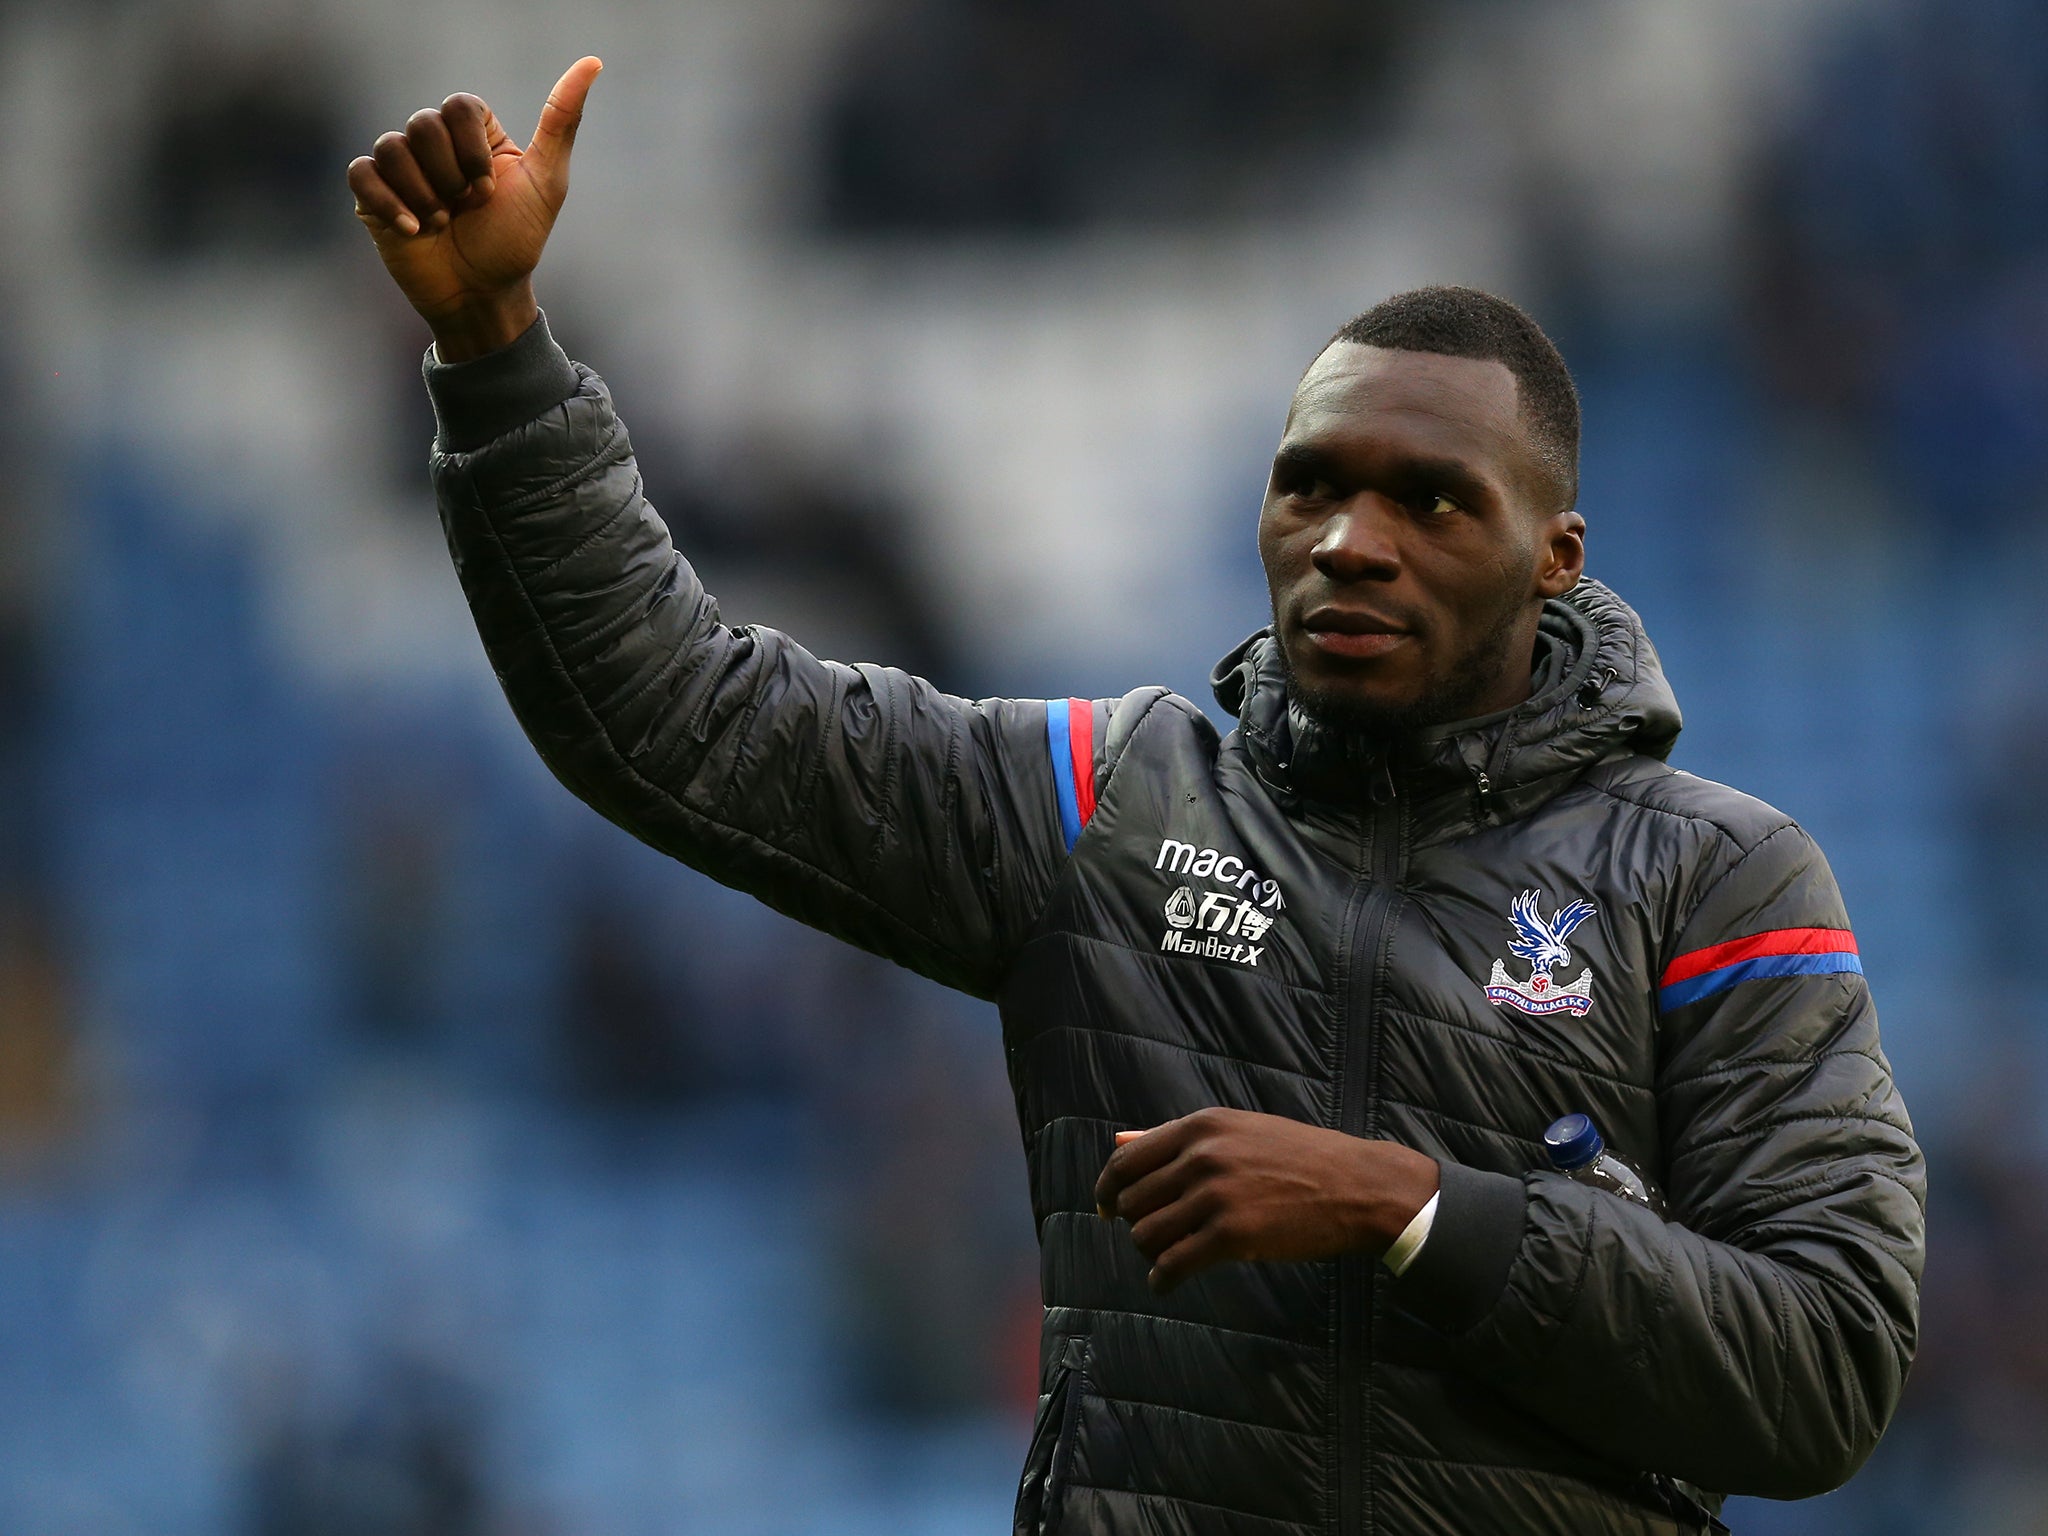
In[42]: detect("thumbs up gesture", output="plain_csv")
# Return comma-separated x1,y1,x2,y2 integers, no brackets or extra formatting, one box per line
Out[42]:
348,57,602,360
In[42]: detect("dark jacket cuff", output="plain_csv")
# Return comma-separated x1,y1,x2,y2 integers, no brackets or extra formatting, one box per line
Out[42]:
1389,1160,1528,1333
421,310,582,453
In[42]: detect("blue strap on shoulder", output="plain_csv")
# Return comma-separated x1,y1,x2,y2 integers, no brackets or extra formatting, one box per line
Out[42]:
1046,699,1082,852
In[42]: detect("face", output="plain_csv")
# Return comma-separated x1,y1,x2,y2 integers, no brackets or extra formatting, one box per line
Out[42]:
1258,343,1585,735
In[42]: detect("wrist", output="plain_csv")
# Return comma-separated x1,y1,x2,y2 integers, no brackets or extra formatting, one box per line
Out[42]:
1349,1143,1441,1255
427,282,540,363
1381,1190,1439,1275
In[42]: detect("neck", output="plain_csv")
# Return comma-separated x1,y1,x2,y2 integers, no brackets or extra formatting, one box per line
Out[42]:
1461,646,1540,720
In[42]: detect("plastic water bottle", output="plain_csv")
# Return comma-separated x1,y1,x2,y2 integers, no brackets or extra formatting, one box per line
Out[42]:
1543,1114,1667,1217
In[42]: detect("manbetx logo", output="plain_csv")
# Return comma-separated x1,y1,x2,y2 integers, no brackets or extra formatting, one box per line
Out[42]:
1153,838,1284,969
1159,863,1280,968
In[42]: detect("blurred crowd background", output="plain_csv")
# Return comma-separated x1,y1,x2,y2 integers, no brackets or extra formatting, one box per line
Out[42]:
0,0,2044,1530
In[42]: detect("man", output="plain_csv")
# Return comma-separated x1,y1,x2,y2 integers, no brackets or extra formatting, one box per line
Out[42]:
349,59,1925,1535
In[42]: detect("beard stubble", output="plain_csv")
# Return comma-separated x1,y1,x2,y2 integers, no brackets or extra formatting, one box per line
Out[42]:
1276,590,1533,740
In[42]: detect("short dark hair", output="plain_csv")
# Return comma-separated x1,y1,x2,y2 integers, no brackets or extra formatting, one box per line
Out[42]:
1326,286,1580,510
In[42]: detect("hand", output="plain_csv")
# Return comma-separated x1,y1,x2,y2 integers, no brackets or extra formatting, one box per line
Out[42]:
346,56,604,360
1093,1107,1439,1293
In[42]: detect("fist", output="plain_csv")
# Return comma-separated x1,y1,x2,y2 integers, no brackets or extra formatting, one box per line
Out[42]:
1094,1107,1439,1293
347,56,603,359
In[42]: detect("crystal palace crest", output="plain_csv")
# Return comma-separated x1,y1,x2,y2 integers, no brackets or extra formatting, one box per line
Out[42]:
1484,890,1598,1017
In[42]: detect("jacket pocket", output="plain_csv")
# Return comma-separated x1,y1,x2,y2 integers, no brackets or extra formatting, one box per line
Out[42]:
1014,1336,1091,1536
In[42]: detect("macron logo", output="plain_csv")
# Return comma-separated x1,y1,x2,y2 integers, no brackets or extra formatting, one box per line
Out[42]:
1155,838,1285,910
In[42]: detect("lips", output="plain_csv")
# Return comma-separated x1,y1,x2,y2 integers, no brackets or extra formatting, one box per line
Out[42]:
1300,606,1412,660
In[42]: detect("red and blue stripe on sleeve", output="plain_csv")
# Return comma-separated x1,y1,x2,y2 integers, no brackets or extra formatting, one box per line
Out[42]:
1045,698,1097,853
1658,927,1862,1011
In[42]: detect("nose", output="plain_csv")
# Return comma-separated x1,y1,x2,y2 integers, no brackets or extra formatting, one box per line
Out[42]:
1310,496,1401,584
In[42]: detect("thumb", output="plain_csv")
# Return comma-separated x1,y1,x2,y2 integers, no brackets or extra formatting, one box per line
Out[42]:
526,55,603,186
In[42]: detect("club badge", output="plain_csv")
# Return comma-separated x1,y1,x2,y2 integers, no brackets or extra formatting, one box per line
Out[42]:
1484,890,1597,1017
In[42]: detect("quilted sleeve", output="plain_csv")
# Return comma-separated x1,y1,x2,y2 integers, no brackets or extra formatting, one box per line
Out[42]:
424,314,1082,999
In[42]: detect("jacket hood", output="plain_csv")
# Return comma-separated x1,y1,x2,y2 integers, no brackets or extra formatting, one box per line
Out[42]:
1210,578,1682,821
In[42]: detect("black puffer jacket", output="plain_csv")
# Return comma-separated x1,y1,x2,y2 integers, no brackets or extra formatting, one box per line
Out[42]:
423,316,1926,1535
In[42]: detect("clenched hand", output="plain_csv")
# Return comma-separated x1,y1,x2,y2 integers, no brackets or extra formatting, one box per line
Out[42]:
1094,1107,1440,1293
347,56,603,360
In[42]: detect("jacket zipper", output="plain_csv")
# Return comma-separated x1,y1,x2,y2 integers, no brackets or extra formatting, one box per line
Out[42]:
1336,762,1403,1536
1042,1337,1090,1535
1019,1336,1090,1536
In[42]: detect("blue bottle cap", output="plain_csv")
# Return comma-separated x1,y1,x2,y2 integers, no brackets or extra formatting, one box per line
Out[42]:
1544,1113,1604,1171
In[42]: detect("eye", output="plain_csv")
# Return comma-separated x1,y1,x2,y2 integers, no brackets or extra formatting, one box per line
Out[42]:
1276,467,1337,503
1415,492,1461,518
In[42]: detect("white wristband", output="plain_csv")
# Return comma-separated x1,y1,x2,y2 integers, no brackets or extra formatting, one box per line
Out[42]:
1381,1190,1440,1277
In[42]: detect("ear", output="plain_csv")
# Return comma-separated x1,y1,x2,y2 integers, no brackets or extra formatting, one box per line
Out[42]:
1533,510,1586,599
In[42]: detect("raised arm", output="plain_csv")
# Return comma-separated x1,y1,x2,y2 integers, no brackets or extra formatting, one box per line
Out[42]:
349,60,1080,996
